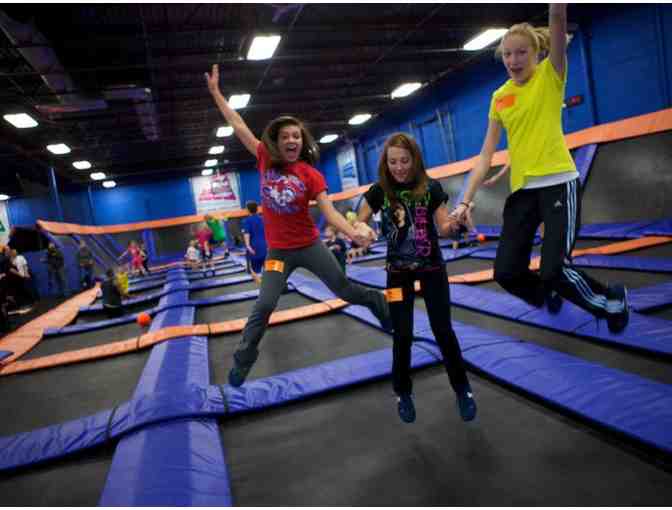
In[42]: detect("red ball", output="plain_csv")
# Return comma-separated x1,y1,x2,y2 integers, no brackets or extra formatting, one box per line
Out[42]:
137,312,152,327
477,233,486,243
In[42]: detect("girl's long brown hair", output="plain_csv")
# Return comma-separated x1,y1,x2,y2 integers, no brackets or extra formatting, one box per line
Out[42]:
261,115,319,167
378,132,428,207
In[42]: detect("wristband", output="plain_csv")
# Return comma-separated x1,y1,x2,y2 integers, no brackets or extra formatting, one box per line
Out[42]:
459,202,471,208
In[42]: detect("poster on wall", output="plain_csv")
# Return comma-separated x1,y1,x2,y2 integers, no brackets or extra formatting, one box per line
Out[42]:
337,144,359,191
0,201,10,245
191,172,241,214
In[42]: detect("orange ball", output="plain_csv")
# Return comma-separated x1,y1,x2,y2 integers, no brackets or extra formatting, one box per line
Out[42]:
477,233,486,243
137,312,152,327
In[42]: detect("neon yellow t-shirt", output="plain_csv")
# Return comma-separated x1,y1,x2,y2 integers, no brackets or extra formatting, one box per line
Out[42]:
489,58,576,193
115,272,129,296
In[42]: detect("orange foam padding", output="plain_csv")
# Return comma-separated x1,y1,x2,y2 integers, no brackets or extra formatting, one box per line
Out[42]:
448,236,672,284
0,284,100,367
36,108,672,236
0,298,350,377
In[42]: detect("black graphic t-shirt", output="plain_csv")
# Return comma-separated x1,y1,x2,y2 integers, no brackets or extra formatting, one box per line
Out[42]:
364,178,448,271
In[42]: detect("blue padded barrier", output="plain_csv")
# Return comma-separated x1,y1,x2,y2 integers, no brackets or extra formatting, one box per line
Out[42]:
578,222,650,239
221,344,441,415
0,351,12,362
572,254,672,273
574,143,597,186
100,269,232,506
641,219,672,237
629,282,672,312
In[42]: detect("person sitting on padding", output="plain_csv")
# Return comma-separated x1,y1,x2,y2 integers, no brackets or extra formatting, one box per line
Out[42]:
102,268,126,319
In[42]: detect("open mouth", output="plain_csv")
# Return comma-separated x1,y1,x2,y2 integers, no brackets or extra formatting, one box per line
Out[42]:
284,145,299,158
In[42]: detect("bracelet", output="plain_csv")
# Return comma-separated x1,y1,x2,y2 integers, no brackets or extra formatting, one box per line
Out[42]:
459,201,472,208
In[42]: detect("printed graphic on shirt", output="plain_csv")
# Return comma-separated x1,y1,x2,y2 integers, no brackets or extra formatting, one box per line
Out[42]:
261,169,307,214
382,189,438,270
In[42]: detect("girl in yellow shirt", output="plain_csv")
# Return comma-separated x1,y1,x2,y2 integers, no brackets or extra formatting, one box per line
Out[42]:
454,3,628,333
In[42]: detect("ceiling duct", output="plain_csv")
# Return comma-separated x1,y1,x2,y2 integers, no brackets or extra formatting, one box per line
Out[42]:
0,10,159,141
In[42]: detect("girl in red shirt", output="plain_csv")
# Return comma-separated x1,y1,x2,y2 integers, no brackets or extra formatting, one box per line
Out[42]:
206,64,392,387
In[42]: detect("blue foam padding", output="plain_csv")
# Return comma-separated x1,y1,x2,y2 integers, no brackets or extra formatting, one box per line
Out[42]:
101,268,232,506
578,222,649,239
0,351,13,362
629,282,672,312
572,254,672,273
640,218,672,236
450,284,539,320
344,264,387,288
191,289,260,307
574,143,597,186
458,333,672,453
222,344,440,415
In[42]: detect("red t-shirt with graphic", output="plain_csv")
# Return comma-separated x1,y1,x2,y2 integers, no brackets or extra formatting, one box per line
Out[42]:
257,143,327,249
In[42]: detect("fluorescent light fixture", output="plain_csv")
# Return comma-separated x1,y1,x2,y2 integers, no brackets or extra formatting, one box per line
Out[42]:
319,134,338,144
209,145,225,155
202,168,214,176
348,113,371,126
228,94,250,110
463,28,508,51
216,126,234,137
247,34,281,61
46,143,71,155
102,180,116,188
90,172,106,181
3,113,38,128
204,159,218,167
391,82,422,99
0,194,9,201
72,160,91,170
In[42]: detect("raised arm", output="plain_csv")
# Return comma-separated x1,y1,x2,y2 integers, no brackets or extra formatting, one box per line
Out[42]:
205,64,260,156
453,118,503,222
549,3,568,78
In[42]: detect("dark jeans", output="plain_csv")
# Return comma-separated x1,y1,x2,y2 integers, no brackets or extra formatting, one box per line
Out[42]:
387,265,469,397
494,179,612,317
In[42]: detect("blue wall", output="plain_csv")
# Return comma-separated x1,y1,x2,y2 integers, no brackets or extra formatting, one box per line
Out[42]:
8,4,672,225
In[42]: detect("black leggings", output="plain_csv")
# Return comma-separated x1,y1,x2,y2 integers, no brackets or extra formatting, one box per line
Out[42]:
387,266,469,396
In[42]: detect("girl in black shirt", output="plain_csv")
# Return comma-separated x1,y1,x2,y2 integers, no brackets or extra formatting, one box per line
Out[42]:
358,133,476,424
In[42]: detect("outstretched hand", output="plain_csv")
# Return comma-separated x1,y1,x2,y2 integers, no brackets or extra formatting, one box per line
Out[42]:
204,64,220,95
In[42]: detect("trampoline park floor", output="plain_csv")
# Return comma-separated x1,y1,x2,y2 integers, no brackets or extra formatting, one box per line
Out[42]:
1,253,671,505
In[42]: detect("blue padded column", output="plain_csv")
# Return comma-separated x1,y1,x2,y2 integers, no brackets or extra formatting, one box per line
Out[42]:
100,269,232,506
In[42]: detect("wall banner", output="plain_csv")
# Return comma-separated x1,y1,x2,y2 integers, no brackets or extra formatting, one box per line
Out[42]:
337,144,359,191
191,172,241,214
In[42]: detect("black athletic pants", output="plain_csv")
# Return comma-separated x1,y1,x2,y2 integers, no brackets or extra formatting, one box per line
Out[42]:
494,178,614,317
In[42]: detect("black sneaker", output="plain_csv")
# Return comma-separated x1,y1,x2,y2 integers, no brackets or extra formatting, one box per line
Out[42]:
606,284,629,334
397,394,416,423
456,386,477,422
545,290,563,315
